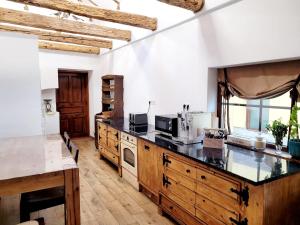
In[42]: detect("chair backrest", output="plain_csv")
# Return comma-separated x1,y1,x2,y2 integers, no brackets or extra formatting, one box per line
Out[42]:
69,141,79,164
63,132,71,149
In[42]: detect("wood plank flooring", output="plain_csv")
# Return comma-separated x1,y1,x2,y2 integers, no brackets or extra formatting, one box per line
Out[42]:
0,137,174,225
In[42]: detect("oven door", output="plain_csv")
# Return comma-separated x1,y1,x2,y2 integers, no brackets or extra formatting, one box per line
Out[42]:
121,141,137,176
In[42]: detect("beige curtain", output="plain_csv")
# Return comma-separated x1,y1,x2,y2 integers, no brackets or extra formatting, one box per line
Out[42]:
218,60,300,100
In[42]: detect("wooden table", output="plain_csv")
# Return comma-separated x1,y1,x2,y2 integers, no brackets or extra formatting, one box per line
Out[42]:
0,134,80,225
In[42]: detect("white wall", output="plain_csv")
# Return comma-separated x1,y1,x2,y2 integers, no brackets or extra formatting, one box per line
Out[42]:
35,0,300,137
0,32,42,138
39,50,102,136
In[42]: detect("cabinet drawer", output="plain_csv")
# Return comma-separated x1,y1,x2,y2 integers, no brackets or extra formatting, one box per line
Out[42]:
196,194,238,225
107,126,119,140
160,195,200,225
99,123,107,132
101,147,119,165
99,136,107,146
162,190,195,215
196,208,225,225
164,154,196,180
107,138,119,155
164,167,196,191
196,167,240,200
196,183,240,213
162,176,195,210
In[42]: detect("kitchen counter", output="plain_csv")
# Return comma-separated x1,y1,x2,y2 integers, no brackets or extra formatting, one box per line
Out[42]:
97,118,300,186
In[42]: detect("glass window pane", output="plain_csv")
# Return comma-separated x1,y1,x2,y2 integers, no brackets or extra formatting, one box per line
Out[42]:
247,99,260,106
261,108,290,132
261,108,290,146
227,105,260,131
229,96,247,104
263,92,291,107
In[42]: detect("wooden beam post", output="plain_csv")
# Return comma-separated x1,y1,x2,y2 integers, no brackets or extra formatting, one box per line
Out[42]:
39,41,100,54
0,7,131,41
158,0,204,12
0,24,113,49
9,0,157,30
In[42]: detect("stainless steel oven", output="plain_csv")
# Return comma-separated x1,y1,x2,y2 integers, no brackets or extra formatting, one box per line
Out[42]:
120,132,138,189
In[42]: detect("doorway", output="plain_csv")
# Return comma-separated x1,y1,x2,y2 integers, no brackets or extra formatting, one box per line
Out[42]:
56,71,89,137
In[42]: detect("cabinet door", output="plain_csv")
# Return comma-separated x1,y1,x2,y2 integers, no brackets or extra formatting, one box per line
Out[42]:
138,140,160,195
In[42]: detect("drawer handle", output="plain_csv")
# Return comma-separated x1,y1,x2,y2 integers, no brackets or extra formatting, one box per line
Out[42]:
230,217,248,225
115,133,119,139
186,169,191,173
162,154,171,166
115,144,118,149
200,175,206,180
163,174,171,187
144,145,150,151
230,186,249,207
169,206,173,210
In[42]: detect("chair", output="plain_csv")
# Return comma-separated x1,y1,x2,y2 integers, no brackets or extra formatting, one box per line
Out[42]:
63,131,71,149
69,141,79,163
17,217,44,225
17,222,38,225
20,141,79,223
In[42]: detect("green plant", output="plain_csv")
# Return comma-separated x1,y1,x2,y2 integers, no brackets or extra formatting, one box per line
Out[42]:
289,105,300,140
266,120,288,146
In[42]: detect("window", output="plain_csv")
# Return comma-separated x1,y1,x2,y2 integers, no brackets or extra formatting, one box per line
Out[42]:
221,92,291,146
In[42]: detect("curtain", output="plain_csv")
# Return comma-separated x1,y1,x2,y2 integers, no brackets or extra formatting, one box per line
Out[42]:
218,60,300,134
218,60,300,100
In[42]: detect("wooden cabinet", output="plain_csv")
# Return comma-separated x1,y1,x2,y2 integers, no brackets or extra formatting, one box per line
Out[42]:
101,75,123,119
159,151,244,225
98,122,121,176
137,139,161,198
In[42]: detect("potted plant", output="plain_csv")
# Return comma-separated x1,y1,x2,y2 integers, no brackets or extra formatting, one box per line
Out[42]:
266,119,288,155
288,105,300,158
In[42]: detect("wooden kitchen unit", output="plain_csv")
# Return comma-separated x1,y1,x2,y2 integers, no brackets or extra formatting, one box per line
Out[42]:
98,122,122,177
95,119,300,225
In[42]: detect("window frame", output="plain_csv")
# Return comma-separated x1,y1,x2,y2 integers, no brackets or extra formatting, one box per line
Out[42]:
217,87,291,150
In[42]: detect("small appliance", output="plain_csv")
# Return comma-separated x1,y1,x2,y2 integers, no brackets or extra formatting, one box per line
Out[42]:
155,115,178,137
129,124,148,134
129,113,148,125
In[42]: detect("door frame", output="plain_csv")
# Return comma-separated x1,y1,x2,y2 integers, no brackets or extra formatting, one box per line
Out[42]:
57,70,90,137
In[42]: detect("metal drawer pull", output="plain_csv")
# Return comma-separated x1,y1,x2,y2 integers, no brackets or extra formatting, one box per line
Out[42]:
200,175,206,180
230,186,249,206
163,174,171,187
229,217,248,225
144,145,150,151
186,169,191,173
169,206,173,210
115,133,119,139
115,144,118,149
162,154,171,165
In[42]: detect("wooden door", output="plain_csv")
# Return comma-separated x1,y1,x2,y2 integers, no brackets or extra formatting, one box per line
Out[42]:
56,71,89,137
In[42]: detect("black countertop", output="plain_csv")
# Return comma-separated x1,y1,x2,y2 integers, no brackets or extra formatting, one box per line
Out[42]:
97,118,300,186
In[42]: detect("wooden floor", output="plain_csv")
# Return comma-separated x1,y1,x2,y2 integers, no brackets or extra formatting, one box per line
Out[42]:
0,137,174,225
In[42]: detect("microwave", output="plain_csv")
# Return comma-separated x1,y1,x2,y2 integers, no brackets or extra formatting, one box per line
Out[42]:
129,113,148,125
155,115,178,137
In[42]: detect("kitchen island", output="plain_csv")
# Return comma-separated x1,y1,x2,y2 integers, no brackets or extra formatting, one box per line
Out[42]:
96,118,300,225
